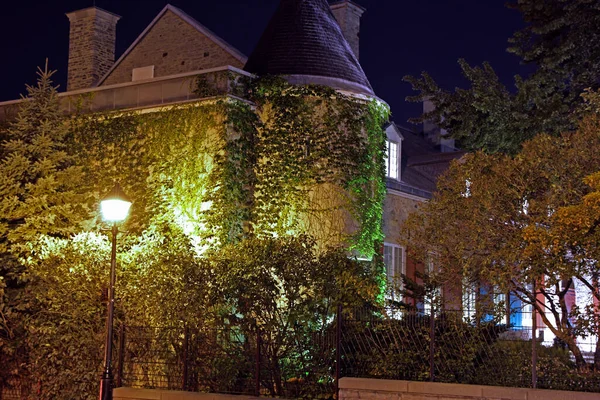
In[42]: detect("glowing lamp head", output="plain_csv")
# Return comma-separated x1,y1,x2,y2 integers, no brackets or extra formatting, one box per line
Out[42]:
100,183,132,223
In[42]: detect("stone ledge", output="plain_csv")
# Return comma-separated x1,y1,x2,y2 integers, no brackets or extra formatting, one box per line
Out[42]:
339,377,600,400
113,387,261,400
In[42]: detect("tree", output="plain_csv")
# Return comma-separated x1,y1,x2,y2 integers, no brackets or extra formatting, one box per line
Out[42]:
404,0,600,154
0,64,92,391
209,235,381,395
402,90,600,368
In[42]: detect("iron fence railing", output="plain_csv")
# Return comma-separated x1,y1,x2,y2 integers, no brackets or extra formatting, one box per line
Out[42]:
112,306,600,397
117,323,337,398
4,305,600,398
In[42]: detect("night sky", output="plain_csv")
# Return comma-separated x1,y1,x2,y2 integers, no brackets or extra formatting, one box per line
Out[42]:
0,0,531,127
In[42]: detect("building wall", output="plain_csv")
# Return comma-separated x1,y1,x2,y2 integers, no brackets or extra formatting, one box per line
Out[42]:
383,191,422,247
102,10,244,86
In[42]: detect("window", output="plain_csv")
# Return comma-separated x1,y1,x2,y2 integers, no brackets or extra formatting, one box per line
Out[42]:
383,243,405,288
385,140,400,180
462,179,472,198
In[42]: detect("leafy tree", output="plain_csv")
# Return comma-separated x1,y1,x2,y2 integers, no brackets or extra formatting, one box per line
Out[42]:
0,64,92,391
402,91,600,368
209,235,381,395
404,0,600,154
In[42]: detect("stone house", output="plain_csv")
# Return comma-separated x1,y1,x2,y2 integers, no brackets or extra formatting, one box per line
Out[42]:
0,0,461,297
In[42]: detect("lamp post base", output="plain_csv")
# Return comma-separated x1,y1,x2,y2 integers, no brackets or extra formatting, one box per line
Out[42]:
99,375,113,400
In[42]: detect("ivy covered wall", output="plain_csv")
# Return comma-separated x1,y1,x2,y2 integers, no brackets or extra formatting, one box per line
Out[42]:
72,75,389,257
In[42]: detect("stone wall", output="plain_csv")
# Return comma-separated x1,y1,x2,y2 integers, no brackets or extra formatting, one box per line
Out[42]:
383,191,423,246
102,10,245,86
67,7,120,91
114,388,260,400
339,377,600,400
330,1,364,60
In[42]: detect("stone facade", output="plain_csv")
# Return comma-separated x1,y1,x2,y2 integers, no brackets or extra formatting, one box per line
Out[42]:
383,191,423,246
330,1,365,60
101,9,245,86
66,7,120,91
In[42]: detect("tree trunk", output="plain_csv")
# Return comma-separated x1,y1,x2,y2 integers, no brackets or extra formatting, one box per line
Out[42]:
564,334,587,369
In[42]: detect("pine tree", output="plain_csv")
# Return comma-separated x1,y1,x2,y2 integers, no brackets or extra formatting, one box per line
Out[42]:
0,63,91,389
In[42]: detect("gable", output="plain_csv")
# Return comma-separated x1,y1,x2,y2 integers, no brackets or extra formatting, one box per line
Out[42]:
100,7,246,86
385,123,404,143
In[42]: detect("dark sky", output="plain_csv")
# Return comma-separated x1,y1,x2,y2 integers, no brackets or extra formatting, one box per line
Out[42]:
0,0,531,127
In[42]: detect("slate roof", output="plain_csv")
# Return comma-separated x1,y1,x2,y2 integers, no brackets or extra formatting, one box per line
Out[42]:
244,0,374,96
387,124,464,197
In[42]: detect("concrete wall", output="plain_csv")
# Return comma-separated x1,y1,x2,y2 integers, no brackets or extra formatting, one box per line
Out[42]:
103,10,244,86
114,388,260,400
339,377,600,400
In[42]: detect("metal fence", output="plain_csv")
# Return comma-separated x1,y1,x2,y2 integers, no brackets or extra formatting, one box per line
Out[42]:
117,322,337,398
113,306,600,397
4,306,599,398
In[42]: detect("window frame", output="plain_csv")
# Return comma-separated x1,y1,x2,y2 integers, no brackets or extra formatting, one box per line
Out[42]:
385,140,401,180
383,243,406,289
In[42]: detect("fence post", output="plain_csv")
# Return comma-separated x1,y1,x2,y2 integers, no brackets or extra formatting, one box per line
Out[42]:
255,328,261,397
532,281,538,389
116,324,125,388
182,326,189,391
336,304,342,398
429,307,435,382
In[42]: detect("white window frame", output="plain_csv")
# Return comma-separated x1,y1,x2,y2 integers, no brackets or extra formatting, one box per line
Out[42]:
385,140,400,180
383,243,406,290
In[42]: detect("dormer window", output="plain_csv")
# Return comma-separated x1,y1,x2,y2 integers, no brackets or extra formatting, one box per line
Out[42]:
386,140,400,180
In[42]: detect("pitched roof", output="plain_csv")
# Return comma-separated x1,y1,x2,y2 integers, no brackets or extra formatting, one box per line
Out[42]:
244,0,374,96
96,4,247,86
386,123,465,197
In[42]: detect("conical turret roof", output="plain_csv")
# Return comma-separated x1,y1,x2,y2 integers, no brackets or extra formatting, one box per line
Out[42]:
245,0,374,96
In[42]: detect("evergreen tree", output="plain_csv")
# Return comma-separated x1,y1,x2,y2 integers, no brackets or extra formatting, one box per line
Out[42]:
0,63,91,390
405,0,600,154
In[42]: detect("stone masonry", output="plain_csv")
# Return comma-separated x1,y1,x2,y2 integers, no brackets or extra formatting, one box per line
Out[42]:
330,0,365,60
66,7,120,91
101,9,244,86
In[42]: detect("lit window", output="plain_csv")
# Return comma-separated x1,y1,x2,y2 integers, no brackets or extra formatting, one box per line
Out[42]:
383,243,405,288
462,179,472,198
386,141,400,180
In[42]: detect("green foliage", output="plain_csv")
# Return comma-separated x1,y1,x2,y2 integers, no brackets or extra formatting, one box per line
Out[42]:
402,91,600,368
1,67,389,397
209,234,380,397
69,75,389,255
0,65,93,391
343,312,505,384
249,76,389,257
24,233,110,400
405,0,600,154
473,340,600,392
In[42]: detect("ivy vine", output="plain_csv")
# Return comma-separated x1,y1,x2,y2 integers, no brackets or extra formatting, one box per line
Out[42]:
71,74,389,257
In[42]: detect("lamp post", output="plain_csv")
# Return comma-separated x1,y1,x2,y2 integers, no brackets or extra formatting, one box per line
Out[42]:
99,183,132,400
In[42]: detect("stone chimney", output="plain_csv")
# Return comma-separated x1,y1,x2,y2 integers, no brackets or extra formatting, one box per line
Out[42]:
330,0,365,60
66,7,120,91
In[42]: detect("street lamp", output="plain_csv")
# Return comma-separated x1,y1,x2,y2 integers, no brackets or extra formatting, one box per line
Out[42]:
99,183,132,400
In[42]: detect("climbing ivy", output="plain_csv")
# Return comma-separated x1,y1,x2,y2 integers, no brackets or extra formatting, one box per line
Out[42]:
248,76,389,257
69,74,388,257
